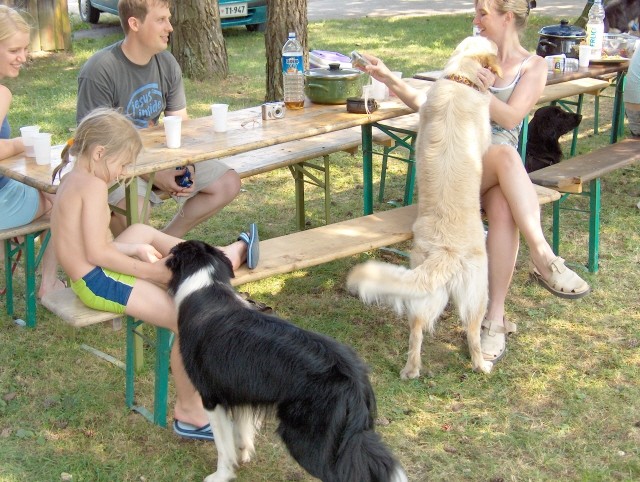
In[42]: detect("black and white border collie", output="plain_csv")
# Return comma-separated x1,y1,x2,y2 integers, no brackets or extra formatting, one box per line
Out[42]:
166,240,408,482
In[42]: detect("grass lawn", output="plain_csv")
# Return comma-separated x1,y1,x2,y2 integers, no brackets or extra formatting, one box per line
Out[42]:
1,12,639,482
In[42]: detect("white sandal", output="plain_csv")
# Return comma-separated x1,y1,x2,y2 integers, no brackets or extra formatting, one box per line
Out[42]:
481,318,517,364
530,257,590,299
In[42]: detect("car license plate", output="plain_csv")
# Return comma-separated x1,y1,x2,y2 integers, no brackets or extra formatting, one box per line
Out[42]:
220,3,247,18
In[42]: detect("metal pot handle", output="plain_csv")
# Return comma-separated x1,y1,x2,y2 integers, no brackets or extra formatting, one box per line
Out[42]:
539,39,557,49
306,83,330,93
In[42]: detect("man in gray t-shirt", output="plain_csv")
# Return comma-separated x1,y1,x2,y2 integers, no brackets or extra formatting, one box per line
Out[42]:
76,0,244,246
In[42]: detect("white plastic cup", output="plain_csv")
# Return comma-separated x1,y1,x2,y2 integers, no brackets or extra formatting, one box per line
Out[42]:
32,133,52,166
579,45,591,68
211,104,229,133
163,116,182,149
20,125,40,157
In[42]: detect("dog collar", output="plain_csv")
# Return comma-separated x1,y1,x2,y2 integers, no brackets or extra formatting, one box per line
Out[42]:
443,74,481,91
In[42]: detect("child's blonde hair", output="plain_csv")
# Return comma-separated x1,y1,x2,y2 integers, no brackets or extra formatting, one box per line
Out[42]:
0,5,31,42
54,108,143,182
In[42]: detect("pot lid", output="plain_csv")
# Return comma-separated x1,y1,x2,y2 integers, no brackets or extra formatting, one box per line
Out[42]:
305,63,363,80
539,19,586,38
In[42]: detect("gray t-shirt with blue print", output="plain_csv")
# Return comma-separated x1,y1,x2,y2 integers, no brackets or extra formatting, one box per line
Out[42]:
76,40,186,128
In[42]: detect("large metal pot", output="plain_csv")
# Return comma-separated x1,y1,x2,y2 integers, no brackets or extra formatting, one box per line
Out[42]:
304,63,365,105
536,20,586,59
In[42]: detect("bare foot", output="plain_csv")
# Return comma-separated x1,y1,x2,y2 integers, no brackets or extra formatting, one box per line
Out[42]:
38,278,66,299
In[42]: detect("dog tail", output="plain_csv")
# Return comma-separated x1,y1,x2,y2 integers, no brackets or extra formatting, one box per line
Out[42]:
335,432,408,482
334,384,408,482
347,256,462,313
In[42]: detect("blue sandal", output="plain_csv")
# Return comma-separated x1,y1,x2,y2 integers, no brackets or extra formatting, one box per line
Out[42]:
237,223,259,269
173,420,215,441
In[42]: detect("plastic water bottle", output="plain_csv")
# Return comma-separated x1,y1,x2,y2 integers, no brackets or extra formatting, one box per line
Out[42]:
586,0,605,60
282,32,304,110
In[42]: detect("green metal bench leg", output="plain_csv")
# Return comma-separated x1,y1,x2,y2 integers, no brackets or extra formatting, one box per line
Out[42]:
588,178,601,273
3,239,15,318
153,327,172,427
24,234,38,329
3,230,50,328
126,317,172,427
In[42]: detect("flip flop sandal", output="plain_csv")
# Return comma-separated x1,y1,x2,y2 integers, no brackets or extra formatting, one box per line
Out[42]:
237,223,259,269
530,257,591,300
173,420,214,441
481,318,517,365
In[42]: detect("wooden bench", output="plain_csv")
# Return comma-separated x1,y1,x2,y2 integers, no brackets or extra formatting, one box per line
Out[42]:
529,137,640,272
1,215,51,328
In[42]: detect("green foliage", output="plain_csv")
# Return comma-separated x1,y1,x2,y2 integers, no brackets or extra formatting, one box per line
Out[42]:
1,13,639,482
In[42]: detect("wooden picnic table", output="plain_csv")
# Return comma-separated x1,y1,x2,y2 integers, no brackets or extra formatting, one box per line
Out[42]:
0,78,433,221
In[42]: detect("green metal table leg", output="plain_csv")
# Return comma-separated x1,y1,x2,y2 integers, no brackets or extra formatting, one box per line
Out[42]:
588,178,601,273
570,94,585,157
610,72,626,144
289,164,306,230
362,123,374,215
519,113,530,162
594,93,600,135
125,316,136,411
378,145,391,203
323,155,331,225
123,181,144,372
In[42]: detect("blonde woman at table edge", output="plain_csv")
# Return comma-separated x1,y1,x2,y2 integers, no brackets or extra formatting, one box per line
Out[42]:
359,0,590,365
51,108,227,440
0,5,64,298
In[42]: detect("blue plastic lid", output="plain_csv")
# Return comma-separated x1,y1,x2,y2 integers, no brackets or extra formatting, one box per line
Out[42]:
310,50,351,63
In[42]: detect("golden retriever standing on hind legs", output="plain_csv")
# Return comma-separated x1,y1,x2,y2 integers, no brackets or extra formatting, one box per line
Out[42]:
348,36,502,377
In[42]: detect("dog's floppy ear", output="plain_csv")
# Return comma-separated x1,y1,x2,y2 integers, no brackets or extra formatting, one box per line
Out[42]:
480,54,502,78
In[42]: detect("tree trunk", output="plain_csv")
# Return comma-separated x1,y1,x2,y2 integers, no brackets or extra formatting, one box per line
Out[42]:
265,0,308,102
10,0,71,52
171,0,228,81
